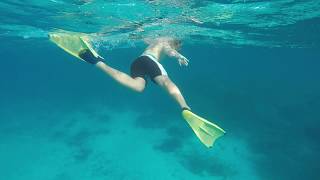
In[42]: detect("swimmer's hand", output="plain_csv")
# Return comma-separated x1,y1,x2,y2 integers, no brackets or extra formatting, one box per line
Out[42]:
163,43,189,66
178,56,189,66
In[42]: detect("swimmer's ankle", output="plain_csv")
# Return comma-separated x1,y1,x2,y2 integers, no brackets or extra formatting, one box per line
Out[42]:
182,106,191,111
96,61,105,66
95,61,107,68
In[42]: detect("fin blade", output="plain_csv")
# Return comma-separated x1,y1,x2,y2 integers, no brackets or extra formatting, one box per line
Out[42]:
182,110,225,148
49,30,101,61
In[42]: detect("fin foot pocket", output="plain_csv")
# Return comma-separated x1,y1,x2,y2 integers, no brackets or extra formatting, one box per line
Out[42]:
79,49,104,64
182,107,191,111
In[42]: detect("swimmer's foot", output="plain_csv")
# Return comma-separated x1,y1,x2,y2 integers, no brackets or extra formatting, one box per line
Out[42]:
79,49,105,65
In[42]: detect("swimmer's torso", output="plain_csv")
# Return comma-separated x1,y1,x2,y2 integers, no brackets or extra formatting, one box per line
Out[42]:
142,39,170,62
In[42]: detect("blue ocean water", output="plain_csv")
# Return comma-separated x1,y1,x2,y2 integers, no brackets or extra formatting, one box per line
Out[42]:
1,1,320,180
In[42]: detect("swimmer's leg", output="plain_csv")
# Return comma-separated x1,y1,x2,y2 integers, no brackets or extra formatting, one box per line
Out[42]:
78,50,145,92
153,75,190,110
95,61,146,92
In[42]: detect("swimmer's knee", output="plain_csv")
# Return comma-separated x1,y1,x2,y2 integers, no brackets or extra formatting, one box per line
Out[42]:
135,85,145,93
132,77,146,93
130,84,145,93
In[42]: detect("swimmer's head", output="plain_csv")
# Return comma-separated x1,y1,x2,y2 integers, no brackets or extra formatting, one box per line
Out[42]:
170,39,182,50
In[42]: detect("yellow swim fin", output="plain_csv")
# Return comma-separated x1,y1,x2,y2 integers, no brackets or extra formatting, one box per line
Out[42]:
182,110,226,148
48,30,102,62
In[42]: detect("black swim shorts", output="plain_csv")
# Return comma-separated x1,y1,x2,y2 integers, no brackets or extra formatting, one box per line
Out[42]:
130,55,168,83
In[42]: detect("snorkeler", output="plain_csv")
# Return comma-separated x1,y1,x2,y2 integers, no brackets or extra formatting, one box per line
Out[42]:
81,37,191,111
49,30,225,148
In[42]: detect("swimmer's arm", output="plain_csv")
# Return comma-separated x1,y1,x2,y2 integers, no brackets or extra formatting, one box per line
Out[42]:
164,46,189,66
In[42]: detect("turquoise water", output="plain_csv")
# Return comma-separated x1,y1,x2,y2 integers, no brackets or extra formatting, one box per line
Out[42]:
1,1,320,180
